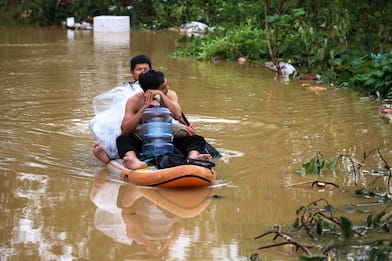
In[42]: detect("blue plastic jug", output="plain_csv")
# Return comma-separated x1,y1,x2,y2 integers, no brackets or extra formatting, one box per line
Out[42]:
141,103,174,156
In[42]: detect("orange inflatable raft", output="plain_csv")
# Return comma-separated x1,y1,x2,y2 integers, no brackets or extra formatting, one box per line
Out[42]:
106,159,216,188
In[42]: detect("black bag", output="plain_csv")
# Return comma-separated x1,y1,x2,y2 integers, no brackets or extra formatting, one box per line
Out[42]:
156,152,215,169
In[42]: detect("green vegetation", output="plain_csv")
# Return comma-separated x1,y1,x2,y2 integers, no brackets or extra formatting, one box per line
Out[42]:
174,25,268,61
1,1,391,98
300,152,335,175
255,149,392,260
254,200,392,260
173,1,392,98
338,53,392,99
2,2,391,259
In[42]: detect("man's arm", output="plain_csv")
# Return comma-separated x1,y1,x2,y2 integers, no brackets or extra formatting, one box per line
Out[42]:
145,89,183,121
120,94,147,135
163,89,183,120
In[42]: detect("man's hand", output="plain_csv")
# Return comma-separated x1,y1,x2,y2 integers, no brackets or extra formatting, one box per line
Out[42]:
186,123,197,135
144,90,161,107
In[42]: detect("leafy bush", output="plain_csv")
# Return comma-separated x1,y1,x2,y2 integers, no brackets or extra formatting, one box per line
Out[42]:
337,52,392,99
12,0,118,26
13,0,66,26
174,26,268,61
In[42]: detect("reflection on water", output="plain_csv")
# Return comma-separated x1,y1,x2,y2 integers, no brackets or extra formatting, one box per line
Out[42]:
0,170,93,260
90,170,215,259
0,26,391,260
12,173,48,248
93,32,130,47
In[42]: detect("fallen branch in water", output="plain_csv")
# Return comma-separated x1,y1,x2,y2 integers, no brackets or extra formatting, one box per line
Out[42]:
254,225,312,256
376,148,392,195
284,180,341,190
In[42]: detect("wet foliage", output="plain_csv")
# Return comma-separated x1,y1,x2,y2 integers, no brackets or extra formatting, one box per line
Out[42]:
337,52,392,100
300,152,335,175
251,148,392,260
1,1,391,98
302,149,392,192
173,25,268,61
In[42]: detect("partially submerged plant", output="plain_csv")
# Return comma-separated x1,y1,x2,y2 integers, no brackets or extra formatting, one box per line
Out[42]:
301,151,335,175
293,199,357,240
367,206,392,233
252,148,392,260
253,199,392,260
301,148,391,196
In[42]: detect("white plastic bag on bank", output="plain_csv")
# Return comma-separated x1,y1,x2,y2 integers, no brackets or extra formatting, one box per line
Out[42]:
89,82,142,159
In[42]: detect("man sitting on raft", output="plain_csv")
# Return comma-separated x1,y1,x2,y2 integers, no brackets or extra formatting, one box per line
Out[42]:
93,54,152,163
92,54,201,164
116,70,210,170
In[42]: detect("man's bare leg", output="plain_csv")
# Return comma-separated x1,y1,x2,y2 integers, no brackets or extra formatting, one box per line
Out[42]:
122,151,147,170
93,141,110,164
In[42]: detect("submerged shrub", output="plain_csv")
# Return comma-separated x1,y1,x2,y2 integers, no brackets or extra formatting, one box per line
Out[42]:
338,52,392,98
174,25,268,61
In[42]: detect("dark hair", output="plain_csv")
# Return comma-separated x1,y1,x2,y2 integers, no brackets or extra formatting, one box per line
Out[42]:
139,70,165,91
130,54,152,71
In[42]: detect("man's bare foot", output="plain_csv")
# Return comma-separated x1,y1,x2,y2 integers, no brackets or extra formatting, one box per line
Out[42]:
187,152,214,168
195,153,211,160
188,150,211,160
93,141,110,164
123,156,147,170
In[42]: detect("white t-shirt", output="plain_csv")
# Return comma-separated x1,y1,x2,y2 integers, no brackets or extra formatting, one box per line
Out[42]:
280,62,296,76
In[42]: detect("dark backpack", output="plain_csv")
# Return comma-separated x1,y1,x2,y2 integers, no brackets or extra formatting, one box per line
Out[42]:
156,152,215,169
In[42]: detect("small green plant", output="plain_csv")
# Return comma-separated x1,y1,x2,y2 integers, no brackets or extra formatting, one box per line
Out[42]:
301,152,335,175
367,206,392,232
293,199,356,240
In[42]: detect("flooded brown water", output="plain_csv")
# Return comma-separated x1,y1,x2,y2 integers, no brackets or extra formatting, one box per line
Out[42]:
0,26,391,260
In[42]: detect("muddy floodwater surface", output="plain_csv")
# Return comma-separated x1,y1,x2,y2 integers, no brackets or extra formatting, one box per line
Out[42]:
0,26,391,260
